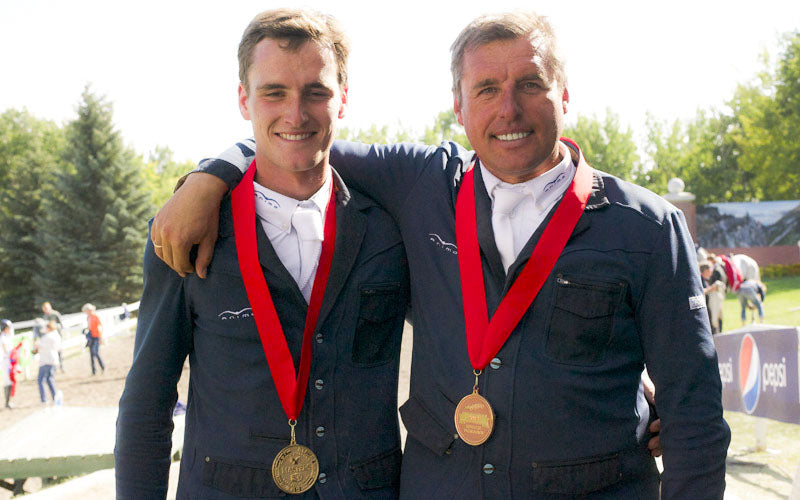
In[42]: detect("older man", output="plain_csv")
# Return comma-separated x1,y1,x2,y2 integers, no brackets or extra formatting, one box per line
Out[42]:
152,11,729,499
115,9,408,499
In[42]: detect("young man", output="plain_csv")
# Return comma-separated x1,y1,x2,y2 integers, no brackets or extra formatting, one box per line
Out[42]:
152,11,728,499
115,9,408,499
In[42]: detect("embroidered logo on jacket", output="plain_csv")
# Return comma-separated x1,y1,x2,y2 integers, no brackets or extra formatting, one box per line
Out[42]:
428,233,457,254
255,191,280,209
218,307,253,320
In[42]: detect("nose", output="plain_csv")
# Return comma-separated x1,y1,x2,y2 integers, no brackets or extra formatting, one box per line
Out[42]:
497,88,521,121
284,96,309,127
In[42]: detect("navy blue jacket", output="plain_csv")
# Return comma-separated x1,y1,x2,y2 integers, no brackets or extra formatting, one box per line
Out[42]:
196,139,730,499
116,171,409,499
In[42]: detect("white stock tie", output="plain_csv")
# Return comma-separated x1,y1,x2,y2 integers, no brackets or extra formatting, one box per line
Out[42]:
491,185,529,273
291,201,324,301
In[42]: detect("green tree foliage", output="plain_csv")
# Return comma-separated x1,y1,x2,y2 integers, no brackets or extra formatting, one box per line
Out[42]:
337,123,415,144
563,110,639,181
641,110,746,203
36,86,154,311
734,31,800,201
142,145,195,208
0,110,65,319
420,110,470,149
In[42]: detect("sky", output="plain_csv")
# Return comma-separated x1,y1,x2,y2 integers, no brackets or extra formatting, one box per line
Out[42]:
1,0,799,164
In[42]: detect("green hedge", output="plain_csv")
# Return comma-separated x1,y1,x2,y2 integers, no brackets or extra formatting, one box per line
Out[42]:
762,262,800,279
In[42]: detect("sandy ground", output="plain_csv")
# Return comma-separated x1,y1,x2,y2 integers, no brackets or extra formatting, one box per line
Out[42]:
1,323,798,499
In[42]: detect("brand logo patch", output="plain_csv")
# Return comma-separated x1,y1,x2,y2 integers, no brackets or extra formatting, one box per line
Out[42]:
255,191,280,209
739,333,760,414
428,233,457,254
218,307,253,320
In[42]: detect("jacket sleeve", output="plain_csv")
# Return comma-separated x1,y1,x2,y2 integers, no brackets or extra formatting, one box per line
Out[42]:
115,227,193,499
636,210,730,500
192,138,440,218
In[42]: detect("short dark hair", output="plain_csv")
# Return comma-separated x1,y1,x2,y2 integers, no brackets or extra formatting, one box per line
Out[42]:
238,8,350,91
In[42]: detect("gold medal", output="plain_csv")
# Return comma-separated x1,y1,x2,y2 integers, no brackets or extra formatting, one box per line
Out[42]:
272,443,319,494
454,370,494,446
272,420,319,494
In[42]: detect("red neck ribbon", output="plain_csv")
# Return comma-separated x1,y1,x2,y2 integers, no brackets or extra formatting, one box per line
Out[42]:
231,159,337,420
455,152,593,370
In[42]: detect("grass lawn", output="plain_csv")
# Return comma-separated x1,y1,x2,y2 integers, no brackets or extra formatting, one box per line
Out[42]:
717,275,800,496
720,275,800,330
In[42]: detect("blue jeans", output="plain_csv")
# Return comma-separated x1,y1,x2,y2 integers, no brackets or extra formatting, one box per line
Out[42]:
739,288,764,321
37,364,57,402
89,337,105,374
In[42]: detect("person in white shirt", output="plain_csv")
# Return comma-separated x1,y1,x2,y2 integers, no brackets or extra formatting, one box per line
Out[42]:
1,319,14,409
36,320,62,404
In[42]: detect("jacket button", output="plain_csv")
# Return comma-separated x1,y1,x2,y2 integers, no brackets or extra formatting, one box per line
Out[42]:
315,333,323,344
318,472,327,484
483,463,494,475
490,357,501,369
315,379,324,390
316,426,325,437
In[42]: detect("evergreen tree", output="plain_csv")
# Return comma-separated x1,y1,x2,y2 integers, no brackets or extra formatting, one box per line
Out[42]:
0,110,65,319
37,86,154,311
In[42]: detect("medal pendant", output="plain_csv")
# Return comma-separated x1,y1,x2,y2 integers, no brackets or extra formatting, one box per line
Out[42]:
272,443,319,494
454,391,495,446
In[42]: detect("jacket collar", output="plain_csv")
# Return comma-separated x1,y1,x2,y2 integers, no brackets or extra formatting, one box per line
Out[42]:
218,168,368,326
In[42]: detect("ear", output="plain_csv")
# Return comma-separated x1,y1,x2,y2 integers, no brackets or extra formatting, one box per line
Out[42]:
238,82,251,120
561,86,569,114
453,92,464,126
338,86,348,119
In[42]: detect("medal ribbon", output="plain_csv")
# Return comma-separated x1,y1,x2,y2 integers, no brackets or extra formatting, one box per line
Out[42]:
455,148,593,370
232,159,336,420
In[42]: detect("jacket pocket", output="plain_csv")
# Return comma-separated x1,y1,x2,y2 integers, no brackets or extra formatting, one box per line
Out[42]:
530,452,621,495
350,447,402,491
352,283,405,366
202,455,284,498
398,396,455,456
545,274,626,366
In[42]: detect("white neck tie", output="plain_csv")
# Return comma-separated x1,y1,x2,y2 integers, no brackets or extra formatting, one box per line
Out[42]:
291,202,324,301
491,185,529,273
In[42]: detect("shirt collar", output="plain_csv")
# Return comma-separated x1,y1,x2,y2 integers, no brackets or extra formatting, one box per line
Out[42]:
253,173,332,233
480,142,575,211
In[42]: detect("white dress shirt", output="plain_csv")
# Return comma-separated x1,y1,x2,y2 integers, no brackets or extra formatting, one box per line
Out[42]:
253,175,332,303
481,143,576,273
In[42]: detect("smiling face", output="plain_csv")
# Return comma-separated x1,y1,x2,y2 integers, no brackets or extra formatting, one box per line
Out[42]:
453,36,568,184
238,38,347,191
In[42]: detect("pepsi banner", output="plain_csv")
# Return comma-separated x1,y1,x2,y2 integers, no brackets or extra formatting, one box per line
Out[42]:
713,326,800,424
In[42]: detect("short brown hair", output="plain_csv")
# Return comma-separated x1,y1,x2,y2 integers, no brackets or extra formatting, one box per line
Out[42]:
238,8,350,91
450,11,566,102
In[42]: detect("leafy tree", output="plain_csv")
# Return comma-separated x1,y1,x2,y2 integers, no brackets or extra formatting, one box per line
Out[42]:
420,109,470,149
337,123,415,144
142,145,195,208
0,110,65,319
641,110,746,203
733,31,800,201
36,86,154,311
563,110,639,181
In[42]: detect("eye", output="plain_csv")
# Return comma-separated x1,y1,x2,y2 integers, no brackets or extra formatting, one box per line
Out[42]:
477,87,498,96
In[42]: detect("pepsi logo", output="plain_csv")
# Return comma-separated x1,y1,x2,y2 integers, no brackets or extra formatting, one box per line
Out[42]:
738,333,760,414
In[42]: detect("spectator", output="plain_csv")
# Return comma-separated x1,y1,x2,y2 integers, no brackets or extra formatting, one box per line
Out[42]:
738,279,767,326
41,302,65,372
1,319,14,409
82,303,105,375
700,260,725,334
35,320,61,404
